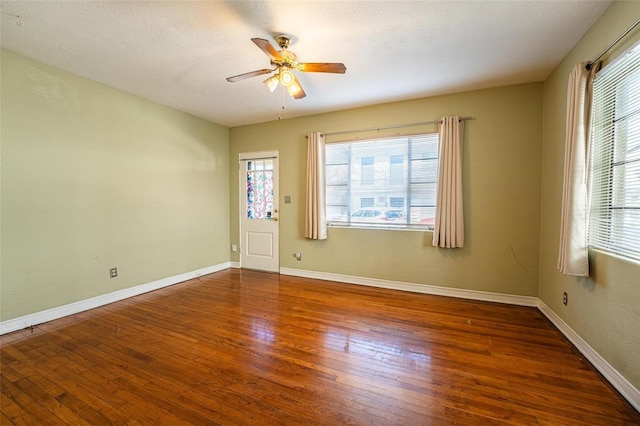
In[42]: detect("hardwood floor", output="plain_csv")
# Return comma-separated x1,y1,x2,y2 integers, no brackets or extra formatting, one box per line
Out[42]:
1,269,638,425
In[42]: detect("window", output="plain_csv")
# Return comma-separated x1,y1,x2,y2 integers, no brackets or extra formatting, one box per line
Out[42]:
390,197,405,208
589,41,640,262
360,197,374,207
246,159,274,219
325,134,438,229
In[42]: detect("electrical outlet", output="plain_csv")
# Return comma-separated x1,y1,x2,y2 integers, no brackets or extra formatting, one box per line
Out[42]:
295,252,302,261
563,292,568,306
232,244,238,252
110,267,118,278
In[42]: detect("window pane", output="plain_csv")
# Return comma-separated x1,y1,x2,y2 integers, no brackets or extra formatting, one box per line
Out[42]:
327,205,348,222
326,164,348,185
611,209,640,259
614,105,640,164
410,183,438,206
412,135,439,160
410,207,436,225
326,186,348,207
614,65,640,122
326,144,350,165
589,40,640,262
325,134,437,229
247,170,274,219
612,162,640,208
411,158,439,183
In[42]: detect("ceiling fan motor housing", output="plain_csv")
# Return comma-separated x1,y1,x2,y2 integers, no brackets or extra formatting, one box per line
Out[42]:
271,36,297,68
275,34,292,49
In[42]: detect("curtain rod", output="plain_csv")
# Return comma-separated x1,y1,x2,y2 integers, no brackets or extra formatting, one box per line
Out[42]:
307,116,473,138
586,18,640,71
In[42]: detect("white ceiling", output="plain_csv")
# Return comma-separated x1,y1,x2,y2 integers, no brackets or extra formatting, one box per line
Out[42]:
1,1,611,128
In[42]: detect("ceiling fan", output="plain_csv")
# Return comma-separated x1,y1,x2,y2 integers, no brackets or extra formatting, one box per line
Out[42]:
226,35,346,99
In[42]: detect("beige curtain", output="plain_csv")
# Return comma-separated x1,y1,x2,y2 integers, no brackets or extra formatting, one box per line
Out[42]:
433,116,465,248
305,132,327,240
557,61,600,276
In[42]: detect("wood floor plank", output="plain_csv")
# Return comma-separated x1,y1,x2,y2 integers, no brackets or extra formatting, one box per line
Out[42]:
0,391,30,426
1,269,638,425
0,375,68,426
3,360,98,425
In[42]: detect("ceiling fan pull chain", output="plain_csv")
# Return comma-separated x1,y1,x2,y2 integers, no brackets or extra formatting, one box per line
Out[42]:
278,85,285,120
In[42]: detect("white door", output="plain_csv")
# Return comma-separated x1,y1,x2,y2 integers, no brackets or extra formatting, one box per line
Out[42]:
240,151,279,272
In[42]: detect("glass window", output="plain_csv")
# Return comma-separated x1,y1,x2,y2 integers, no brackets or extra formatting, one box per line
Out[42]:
325,134,438,230
360,197,374,207
390,197,405,208
246,159,274,219
589,41,640,262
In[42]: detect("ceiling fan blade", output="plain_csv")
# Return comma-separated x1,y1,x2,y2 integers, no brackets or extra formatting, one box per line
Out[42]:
297,63,346,74
226,68,274,82
251,38,283,62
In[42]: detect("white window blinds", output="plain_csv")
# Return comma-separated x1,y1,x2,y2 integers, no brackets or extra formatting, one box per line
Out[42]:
589,41,640,262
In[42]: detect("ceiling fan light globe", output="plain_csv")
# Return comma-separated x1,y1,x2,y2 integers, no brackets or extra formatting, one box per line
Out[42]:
279,69,295,87
263,75,279,92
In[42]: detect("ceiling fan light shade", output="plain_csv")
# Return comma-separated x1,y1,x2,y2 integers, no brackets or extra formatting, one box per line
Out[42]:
263,75,279,92
287,80,303,97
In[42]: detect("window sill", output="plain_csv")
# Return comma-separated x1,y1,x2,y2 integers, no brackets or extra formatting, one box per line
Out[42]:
327,223,434,232
589,248,640,267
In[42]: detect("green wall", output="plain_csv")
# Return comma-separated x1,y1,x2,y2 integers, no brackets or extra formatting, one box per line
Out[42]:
539,1,640,390
0,50,230,321
230,83,543,296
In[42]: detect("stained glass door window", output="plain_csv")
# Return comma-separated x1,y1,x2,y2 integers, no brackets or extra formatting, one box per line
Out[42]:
246,159,274,219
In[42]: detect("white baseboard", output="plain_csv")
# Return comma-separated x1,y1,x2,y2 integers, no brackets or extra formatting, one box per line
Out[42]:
230,261,241,268
279,267,539,307
0,262,231,335
537,301,640,412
